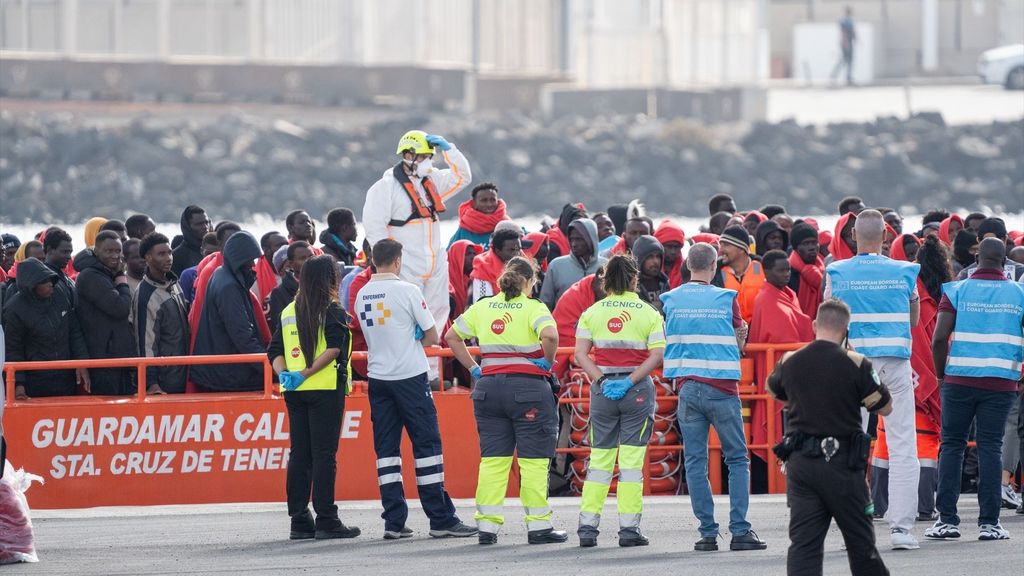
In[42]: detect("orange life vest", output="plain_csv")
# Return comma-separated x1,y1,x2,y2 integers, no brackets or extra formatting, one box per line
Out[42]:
722,259,765,323
389,164,447,226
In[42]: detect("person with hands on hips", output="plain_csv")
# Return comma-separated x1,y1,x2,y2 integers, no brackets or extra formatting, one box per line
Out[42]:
363,130,472,386
573,253,666,548
268,255,360,541
445,256,566,546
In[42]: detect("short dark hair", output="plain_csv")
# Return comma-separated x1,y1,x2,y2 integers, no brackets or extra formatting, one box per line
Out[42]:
471,182,499,199
287,241,311,261
708,193,734,216
100,219,126,234
327,207,355,231
139,232,170,258
94,230,122,247
759,205,786,220
490,228,522,252
122,238,140,254
260,231,283,252
125,214,152,238
371,239,403,268
201,232,219,247
285,209,308,229
921,210,950,225
43,228,73,252
875,207,894,215
838,196,863,215
964,212,987,226
762,249,789,270
215,221,241,245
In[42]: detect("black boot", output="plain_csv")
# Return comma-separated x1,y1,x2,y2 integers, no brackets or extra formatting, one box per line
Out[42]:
528,528,569,544
289,509,315,540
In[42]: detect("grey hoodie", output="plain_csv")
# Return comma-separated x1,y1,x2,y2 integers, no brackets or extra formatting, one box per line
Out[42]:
540,218,607,309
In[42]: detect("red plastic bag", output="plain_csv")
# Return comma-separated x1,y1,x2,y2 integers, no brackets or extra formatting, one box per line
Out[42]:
0,460,42,564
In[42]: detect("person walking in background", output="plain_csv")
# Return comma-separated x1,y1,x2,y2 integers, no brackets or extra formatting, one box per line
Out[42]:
831,6,857,86
268,255,360,541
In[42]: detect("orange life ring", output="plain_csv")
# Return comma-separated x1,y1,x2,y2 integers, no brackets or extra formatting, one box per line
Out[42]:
650,429,680,446
648,475,680,494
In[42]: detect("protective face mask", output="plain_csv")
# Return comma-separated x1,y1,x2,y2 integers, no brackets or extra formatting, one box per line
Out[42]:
415,158,433,178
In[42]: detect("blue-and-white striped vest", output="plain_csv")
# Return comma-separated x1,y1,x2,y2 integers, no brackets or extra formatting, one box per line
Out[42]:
943,278,1024,381
826,254,920,359
660,283,741,381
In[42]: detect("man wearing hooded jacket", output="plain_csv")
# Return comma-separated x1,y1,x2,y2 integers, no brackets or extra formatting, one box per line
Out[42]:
362,131,471,382
540,218,605,310
171,205,212,277
191,231,267,391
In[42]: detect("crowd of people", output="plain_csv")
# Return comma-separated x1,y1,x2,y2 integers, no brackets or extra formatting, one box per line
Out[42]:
2,130,1023,569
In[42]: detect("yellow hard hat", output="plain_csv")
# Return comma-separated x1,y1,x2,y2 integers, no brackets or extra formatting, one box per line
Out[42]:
396,130,434,156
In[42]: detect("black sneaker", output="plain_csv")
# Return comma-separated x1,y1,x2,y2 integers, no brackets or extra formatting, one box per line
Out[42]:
619,531,649,547
315,524,361,540
429,522,478,538
579,536,597,548
695,536,719,551
916,511,938,522
290,510,315,540
528,528,569,544
730,530,767,551
384,526,414,540
478,532,498,545
578,527,599,548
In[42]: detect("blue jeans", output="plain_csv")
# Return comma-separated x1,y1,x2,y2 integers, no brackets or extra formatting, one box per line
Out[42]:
936,382,1015,527
678,380,751,537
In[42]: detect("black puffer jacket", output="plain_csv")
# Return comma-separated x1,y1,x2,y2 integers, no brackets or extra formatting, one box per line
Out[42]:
74,249,137,395
2,258,89,397
191,232,265,391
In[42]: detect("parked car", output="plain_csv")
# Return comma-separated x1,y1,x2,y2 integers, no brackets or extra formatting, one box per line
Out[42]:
977,44,1024,90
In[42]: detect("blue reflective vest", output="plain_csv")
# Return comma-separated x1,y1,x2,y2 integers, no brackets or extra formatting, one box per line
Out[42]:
943,278,1024,381
826,254,920,359
660,283,741,381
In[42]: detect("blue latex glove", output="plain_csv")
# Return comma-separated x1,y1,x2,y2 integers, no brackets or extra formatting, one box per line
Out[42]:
279,371,306,392
601,377,633,401
529,358,552,372
471,365,483,380
425,134,452,151
414,325,424,341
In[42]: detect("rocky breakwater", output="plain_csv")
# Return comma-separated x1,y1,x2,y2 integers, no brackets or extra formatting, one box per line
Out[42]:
1,110,1020,223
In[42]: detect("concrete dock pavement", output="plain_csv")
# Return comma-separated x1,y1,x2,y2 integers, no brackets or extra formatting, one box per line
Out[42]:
9,495,1022,575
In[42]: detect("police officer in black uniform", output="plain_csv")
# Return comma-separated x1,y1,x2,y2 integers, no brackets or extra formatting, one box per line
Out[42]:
767,299,892,576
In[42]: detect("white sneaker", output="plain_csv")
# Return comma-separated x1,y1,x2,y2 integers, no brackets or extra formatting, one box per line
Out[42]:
978,524,1010,541
890,528,920,550
924,521,961,539
1000,484,1022,509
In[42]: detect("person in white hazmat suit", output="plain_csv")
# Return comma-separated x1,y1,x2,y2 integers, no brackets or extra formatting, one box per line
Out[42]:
362,131,472,383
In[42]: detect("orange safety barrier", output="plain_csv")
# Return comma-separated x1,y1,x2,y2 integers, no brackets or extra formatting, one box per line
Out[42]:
3,344,806,509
